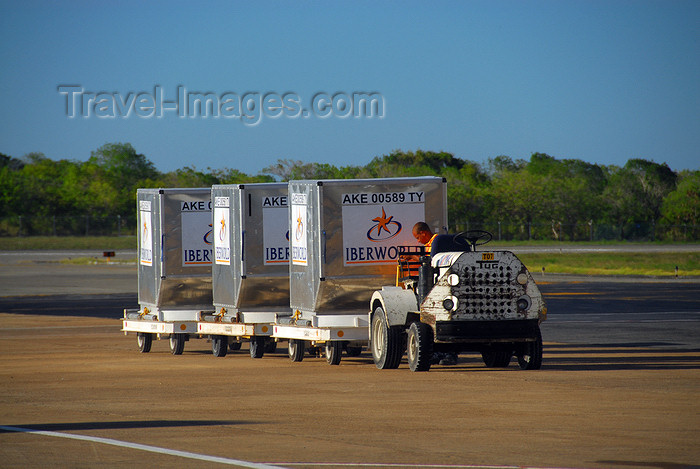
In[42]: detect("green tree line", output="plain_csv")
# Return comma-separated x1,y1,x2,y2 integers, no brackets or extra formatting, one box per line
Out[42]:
1,143,698,240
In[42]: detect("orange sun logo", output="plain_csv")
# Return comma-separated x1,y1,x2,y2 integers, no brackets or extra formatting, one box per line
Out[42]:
372,207,394,235
295,210,304,240
367,207,402,241
218,216,226,242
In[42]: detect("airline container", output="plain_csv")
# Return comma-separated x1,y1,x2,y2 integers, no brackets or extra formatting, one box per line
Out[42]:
135,187,213,317
275,177,448,361
123,188,213,354
210,183,291,316
198,183,292,357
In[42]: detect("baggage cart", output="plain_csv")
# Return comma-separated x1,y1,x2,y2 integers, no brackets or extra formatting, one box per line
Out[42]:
122,188,213,354
198,183,292,358
273,177,448,365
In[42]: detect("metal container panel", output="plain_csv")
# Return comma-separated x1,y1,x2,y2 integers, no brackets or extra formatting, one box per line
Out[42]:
289,177,447,315
212,183,291,313
137,190,159,307
137,188,213,316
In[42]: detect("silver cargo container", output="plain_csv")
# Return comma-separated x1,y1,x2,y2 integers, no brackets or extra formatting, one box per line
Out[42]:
210,183,291,319
136,188,213,321
200,183,293,358
288,177,448,317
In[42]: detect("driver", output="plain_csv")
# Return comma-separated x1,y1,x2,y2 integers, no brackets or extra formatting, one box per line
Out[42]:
412,222,437,251
400,222,438,262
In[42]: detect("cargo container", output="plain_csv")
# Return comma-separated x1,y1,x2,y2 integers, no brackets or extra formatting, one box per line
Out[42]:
122,188,214,354
273,177,448,365
198,183,292,358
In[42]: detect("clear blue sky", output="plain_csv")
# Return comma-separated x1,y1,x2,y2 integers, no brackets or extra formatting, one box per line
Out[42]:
1,0,698,174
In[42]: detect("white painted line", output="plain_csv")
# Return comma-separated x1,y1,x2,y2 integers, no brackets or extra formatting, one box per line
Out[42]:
269,463,571,469
270,464,519,468
0,425,286,469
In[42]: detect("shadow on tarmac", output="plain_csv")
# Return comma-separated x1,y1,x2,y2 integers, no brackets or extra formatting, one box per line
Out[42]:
597,460,700,469
0,419,258,433
541,349,700,371
424,343,700,372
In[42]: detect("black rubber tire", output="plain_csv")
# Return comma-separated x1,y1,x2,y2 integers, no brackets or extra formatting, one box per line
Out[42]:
229,341,242,351
169,334,185,355
481,349,512,368
325,341,342,365
288,339,305,362
250,336,265,359
264,338,277,354
137,333,152,353
407,322,433,372
211,335,227,358
371,307,403,370
518,326,543,370
345,346,362,357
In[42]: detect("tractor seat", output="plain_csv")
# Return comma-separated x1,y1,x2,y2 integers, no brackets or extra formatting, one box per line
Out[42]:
430,234,471,256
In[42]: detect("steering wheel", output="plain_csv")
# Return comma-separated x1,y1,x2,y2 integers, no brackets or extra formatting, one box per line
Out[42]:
453,230,493,250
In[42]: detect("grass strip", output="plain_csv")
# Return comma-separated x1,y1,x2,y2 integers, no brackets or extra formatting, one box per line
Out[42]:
1,236,698,277
518,252,700,277
0,236,136,251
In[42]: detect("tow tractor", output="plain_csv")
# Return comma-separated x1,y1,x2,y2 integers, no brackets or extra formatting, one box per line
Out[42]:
369,230,547,371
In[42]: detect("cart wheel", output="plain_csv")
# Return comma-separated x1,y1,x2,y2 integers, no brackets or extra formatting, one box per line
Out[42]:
325,341,342,365
264,338,277,354
229,341,242,351
137,333,152,353
517,327,543,370
288,339,304,362
211,335,227,358
481,349,512,368
169,334,185,355
250,336,265,359
371,306,403,369
407,322,433,372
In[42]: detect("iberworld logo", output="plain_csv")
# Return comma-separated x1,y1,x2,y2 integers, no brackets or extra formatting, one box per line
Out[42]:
295,210,304,241
367,207,402,242
203,223,213,245
218,216,226,242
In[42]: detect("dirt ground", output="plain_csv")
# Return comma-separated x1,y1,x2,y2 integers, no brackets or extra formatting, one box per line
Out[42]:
1,312,699,469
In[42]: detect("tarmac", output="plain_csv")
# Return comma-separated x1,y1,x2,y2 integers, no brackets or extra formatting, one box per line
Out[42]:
0,248,699,468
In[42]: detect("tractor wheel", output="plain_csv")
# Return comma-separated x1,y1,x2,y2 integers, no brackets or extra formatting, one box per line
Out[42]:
518,327,543,370
371,306,403,370
481,349,512,368
325,341,342,365
137,333,152,353
407,322,433,372
211,335,227,357
288,339,305,362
